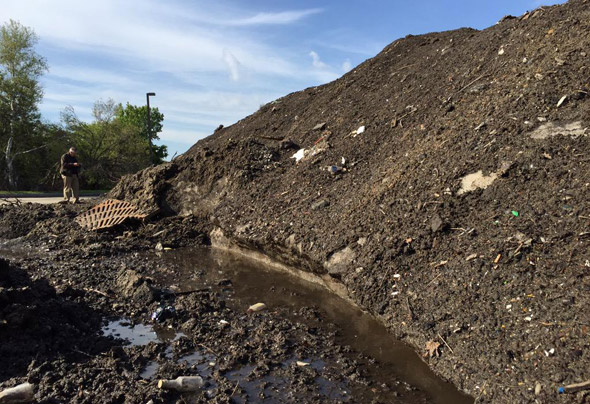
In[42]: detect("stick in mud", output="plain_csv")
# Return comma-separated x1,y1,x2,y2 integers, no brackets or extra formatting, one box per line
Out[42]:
558,379,590,394
0,382,35,403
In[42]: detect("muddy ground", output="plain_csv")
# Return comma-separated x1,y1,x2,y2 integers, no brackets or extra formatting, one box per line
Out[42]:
0,205,440,403
2,0,590,402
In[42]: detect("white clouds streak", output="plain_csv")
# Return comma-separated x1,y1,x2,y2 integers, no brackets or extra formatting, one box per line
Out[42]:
226,9,323,26
222,49,241,81
2,0,352,156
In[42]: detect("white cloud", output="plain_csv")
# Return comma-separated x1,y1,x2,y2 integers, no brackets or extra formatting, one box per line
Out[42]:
2,0,349,158
342,59,352,73
226,9,323,26
222,49,241,81
309,51,328,69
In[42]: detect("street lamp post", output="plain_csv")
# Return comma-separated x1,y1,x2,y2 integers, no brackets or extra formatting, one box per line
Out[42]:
146,92,156,165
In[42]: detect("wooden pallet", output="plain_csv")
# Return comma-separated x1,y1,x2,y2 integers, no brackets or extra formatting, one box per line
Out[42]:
76,199,146,230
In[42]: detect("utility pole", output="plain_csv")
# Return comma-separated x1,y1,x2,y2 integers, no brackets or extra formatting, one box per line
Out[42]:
146,92,156,165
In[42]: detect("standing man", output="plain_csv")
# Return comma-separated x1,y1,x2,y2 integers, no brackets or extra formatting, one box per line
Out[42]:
60,147,81,204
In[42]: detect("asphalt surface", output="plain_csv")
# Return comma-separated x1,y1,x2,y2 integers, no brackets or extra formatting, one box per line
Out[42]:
0,196,97,205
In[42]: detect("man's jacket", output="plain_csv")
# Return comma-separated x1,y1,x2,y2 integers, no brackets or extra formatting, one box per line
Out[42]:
61,153,80,176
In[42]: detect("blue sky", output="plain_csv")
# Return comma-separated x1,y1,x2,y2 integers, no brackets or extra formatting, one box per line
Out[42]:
3,0,565,158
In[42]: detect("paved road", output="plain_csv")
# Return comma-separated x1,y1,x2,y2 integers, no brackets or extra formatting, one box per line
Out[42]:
0,196,97,205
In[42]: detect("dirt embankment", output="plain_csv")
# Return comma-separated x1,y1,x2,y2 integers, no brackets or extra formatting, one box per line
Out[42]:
1,0,590,402
107,1,590,402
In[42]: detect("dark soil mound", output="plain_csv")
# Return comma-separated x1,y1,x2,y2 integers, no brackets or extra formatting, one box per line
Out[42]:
107,1,590,402
1,1,589,402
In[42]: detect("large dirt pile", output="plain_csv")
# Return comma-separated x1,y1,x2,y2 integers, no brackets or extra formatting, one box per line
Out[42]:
109,1,589,402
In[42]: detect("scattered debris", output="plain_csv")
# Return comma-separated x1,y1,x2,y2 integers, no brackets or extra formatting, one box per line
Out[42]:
558,379,590,394
556,95,567,107
529,121,587,140
296,361,310,367
313,122,327,131
424,340,441,358
158,376,204,392
247,303,267,313
76,199,147,231
291,148,306,162
0,382,35,403
151,305,176,322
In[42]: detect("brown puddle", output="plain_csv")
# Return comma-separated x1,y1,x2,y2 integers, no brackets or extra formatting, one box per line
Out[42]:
149,246,473,404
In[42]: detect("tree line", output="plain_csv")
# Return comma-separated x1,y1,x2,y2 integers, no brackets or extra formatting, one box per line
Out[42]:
0,20,167,191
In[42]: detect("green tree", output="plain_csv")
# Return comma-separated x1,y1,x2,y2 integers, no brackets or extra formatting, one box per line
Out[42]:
0,20,48,189
117,102,167,164
61,99,158,189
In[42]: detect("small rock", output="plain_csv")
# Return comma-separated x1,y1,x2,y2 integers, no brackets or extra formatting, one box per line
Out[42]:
155,242,164,251
498,47,505,55
311,199,330,210
430,214,444,233
535,383,542,395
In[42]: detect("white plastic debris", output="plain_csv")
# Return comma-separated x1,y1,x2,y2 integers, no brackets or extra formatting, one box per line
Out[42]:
498,47,505,55
292,148,306,162
556,95,567,107
248,303,267,312
296,361,310,367
356,125,365,135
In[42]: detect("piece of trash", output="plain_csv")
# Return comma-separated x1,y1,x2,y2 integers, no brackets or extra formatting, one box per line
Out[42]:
391,291,399,296
0,382,35,403
424,340,441,358
219,320,229,326
163,247,173,251
498,47,505,55
158,376,204,392
511,211,519,217
356,125,365,135
524,316,532,322
558,379,590,394
556,95,567,107
151,305,176,322
296,361,310,367
535,383,542,395
209,362,216,366
465,253,478,261
155,242,164,251
313,122,326,131
393,274,401,279
341,156,346,166
506,304,512,310
291,148,306,162
327,165,345,175
494,254,502,264
544,348,555,356
76,199,147,231
247,303,267,313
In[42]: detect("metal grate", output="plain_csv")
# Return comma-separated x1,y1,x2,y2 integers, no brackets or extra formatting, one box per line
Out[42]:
75,199,146,230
